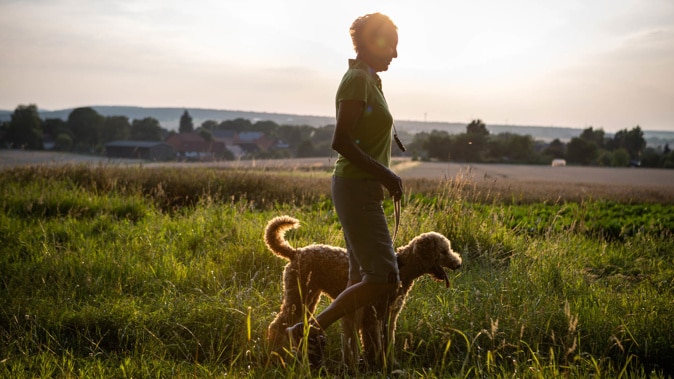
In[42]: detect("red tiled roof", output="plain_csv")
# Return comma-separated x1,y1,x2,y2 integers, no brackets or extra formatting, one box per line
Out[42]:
165,133,225,154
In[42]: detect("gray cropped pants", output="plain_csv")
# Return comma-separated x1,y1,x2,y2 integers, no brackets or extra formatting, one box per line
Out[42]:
332,175,399,284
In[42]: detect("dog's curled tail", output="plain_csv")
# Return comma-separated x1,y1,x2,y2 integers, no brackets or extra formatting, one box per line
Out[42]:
264,216,300,260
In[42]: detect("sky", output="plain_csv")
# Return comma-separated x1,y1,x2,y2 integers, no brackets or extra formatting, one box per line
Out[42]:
1,0,673,132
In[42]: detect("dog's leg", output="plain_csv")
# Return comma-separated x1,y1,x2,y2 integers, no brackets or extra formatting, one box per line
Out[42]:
269,267,321,354
302,290,322,325
268,303,298,349
341,308,362,372
382,308,395,369
383,296,404,369
268,274,305,354
361,304,384,369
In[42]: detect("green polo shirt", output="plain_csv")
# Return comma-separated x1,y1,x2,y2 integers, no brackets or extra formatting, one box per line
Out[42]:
333,59,393,179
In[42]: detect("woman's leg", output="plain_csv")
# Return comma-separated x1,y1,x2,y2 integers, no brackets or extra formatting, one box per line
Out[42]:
314,279,396,329
323,176,399,329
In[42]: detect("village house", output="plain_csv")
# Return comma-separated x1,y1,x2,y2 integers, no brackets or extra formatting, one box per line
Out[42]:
105,140,175,161
209,130,279,158
165,132,226,161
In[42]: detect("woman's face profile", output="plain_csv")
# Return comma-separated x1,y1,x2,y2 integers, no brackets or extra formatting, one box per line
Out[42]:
362,24,398,72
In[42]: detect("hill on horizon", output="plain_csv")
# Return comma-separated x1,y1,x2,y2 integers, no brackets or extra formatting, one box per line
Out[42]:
1,105,672,147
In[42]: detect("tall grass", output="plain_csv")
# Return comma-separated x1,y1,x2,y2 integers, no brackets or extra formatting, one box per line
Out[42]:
0,164,672,378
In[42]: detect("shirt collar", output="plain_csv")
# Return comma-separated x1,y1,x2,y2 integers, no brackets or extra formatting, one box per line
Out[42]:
348,59,382,91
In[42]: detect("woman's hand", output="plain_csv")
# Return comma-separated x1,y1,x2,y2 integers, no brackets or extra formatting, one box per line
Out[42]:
381,169,403,200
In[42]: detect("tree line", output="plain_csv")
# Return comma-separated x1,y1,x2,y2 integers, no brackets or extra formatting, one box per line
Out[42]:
196,116,336,159
408,120,673,168
1,104,672,168
0,105,165,153
0,105,336,159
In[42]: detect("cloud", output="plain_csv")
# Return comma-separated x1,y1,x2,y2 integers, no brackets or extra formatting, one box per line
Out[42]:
1,0,673,130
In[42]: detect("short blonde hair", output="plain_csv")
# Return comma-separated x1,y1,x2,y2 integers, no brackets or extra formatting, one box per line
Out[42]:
349,13,397,53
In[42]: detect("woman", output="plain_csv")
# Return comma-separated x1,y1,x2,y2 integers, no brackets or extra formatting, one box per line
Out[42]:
286,12,403,366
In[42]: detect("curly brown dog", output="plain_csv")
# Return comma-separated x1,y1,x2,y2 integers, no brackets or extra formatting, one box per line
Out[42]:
265,215,462,369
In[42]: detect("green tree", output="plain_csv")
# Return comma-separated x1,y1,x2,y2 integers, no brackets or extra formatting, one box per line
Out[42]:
67,107,104,152
200,120,218,130
199,129,213,141
218,118,252,132
610,126,645,160
640,147,662,167
566,137,598,165
487,133,534,162
566,127,609,166
450,133,482,162
101,116,131,143
131,117,162,141
466,119,489,137
464,119,489,162
407,131,430,160
43,118,68,142
664,151,674,169
0,121,8,147
309,124,336,156
54,133,73,152
597,149,612,167
253,120,279,135
579,127,605,149
422,130,453,161
311,124,335,142
179,110,194,133
544,138,566,159
486,135,508,161
311,141,334,157
5,104,44,149
276,124,314,149
611,149,630,167
507,134,534,161
296,140,315,157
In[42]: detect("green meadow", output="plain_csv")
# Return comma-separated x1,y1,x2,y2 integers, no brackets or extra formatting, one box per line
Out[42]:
1,165,672,378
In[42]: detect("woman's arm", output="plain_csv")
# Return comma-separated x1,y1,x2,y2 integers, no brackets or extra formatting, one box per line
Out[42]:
332,99,403,199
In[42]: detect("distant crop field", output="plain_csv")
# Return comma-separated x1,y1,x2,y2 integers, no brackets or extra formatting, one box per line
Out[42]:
3,150,673,185
3,150,673,204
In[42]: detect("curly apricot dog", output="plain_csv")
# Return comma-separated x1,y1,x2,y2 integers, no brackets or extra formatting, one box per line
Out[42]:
265,216,462,369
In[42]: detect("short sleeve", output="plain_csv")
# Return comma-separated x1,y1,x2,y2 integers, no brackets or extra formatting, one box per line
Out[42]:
336,70,368,104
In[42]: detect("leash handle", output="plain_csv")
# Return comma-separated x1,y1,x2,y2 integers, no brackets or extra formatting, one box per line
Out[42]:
392,198,401,245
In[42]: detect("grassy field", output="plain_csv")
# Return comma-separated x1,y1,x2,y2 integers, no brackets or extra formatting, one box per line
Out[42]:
1,164,673,378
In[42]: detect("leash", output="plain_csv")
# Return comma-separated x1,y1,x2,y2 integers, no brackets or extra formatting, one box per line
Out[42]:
392,197,401,245
391,122,406,245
